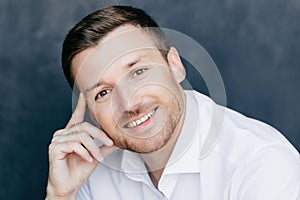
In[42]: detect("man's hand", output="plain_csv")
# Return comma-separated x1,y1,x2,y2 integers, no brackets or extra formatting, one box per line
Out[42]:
46,93,118,200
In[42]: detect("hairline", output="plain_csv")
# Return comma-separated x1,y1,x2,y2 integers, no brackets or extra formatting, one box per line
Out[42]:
69,24,171,88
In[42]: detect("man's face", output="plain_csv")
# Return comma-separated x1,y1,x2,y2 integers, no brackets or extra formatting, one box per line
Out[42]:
71,25,186,153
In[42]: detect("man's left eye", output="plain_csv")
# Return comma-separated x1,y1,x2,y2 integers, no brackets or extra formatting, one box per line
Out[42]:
132,68,146,77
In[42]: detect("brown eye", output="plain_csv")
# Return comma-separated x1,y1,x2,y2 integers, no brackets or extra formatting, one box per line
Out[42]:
95,89,111,100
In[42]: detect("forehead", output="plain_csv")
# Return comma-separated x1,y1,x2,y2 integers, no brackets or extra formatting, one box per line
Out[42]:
72,25,162,91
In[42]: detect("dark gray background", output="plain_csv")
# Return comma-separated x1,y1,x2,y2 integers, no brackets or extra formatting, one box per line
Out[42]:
1,0,299,199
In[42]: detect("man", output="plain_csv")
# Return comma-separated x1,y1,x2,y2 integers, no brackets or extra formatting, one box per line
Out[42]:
46,6,300,200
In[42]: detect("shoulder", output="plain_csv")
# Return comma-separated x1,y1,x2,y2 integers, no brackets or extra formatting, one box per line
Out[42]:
232,145,300,199
218,101,299,163
188,89,299,162
191,89,300,199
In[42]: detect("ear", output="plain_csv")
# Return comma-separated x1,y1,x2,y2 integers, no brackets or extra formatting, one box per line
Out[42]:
167,47,186,83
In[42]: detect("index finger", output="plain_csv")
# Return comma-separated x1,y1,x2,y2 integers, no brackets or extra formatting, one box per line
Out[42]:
66,93,86,128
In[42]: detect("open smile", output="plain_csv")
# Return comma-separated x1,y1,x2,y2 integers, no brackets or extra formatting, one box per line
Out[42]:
125,107,158,128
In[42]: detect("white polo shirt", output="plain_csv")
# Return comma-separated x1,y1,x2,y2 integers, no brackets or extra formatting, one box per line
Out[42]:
77,90,300,200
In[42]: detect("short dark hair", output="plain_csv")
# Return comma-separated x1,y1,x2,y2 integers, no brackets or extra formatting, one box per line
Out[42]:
62,5,170,88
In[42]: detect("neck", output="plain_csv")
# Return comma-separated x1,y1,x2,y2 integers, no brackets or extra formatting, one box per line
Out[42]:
141,92,186,188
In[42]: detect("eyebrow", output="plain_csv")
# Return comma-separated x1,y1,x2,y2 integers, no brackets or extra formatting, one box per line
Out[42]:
84,55,143,93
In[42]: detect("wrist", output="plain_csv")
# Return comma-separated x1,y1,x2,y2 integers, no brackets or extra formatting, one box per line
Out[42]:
46,183,76,200
45,192,76,200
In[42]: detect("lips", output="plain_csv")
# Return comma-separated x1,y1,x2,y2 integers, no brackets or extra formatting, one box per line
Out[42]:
125,107,158,128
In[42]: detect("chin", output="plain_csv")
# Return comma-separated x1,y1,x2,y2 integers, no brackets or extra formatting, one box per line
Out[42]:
119,126,174,153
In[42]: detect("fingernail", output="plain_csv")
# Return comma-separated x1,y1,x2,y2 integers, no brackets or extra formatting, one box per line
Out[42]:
106,138,113,146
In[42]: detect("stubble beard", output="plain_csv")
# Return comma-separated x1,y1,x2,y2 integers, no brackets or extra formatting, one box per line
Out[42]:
113,96,184,154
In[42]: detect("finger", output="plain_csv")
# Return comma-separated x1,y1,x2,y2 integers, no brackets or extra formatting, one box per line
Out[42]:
58,122,113,146
52,129,67,138
49,141,94,163
100,145,119,158
66,93,86,128
52,132,104,162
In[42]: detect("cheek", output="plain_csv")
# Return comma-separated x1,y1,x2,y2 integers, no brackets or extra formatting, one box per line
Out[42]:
86,101,97,122
93,103,116,130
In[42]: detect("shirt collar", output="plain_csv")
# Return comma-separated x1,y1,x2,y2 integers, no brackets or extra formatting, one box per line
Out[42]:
163,90,201,174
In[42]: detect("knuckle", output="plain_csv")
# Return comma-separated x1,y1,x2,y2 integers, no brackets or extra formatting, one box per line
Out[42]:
48,142,57,156
48,142,56,149
53,129,64,137
48,144,53,152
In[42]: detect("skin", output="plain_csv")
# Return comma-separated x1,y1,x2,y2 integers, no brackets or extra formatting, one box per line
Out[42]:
46,25,187,199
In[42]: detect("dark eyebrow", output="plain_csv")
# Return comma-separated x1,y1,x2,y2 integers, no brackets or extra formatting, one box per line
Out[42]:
84,56,143,93
85,80,104,94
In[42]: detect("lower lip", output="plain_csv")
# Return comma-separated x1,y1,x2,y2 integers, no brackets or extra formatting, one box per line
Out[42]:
127,108,157,131
137,114,152,128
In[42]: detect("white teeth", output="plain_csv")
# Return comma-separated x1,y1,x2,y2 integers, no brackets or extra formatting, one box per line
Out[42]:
141,116,146,122
127,108,156,128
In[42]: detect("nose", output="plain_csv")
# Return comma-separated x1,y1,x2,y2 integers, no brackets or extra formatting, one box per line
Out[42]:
112,82,142,113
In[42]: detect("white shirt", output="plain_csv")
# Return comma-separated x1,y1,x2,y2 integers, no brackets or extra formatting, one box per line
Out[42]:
77,90,300,200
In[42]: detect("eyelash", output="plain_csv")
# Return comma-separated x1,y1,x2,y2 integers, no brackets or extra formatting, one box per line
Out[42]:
132,67,147,77
95,89,111,100
94,67,148,101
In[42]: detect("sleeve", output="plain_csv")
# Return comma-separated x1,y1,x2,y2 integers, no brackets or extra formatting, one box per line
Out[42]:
235,145,300,200
76,180,92,200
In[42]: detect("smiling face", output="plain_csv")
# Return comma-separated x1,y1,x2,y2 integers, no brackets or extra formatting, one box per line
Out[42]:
71,25,186,153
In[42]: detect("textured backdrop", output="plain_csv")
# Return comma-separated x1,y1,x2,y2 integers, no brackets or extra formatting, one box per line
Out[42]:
0,0,299,199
